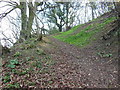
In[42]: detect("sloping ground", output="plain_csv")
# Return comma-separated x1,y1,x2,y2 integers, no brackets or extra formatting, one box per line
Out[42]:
0,11,119,88
47,11,118,88
47,35,118,88
1,39,58,88
53,11,116,47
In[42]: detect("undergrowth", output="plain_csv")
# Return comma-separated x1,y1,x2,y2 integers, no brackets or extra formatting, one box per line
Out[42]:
2,38,55,88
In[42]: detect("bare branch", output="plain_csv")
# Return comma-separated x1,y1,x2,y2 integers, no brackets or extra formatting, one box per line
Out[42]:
6,16,20,40
0,7,16,20
1,31,14,44
0,0,19,20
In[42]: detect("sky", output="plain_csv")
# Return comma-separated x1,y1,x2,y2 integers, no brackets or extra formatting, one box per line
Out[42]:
0,1,20,47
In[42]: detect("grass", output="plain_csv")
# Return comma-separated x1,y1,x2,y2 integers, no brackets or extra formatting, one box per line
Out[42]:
53,24,81,40
53,17,116,47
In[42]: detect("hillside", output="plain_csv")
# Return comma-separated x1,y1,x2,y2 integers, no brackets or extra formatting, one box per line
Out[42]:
53,11,117,48
1,11,119,88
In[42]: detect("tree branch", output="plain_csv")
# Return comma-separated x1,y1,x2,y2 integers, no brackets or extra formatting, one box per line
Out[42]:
0,7,16,20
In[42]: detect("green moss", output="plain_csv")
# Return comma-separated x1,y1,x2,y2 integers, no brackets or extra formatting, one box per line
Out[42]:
53,17,116,47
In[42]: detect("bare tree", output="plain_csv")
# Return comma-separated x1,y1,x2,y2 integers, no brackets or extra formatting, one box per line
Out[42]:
0,0,46,43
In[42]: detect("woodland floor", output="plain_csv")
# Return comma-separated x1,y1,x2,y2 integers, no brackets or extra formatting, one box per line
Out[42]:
1,35,119,88
1,11,119,88
42,35,118,88
41,12,119,88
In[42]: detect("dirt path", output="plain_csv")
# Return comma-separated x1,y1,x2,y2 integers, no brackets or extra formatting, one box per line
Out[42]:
44,37,118,88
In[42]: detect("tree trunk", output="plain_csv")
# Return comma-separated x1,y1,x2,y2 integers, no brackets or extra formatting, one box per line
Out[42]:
91,7,94,20
114,2,120,26
0,43,2,56
19,2,27,42
27,2,36,39
65,2,69,31
58,24,62,32
19,2,36,42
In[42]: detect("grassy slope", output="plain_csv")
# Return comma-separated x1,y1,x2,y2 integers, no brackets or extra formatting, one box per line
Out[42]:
53,17,116,47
